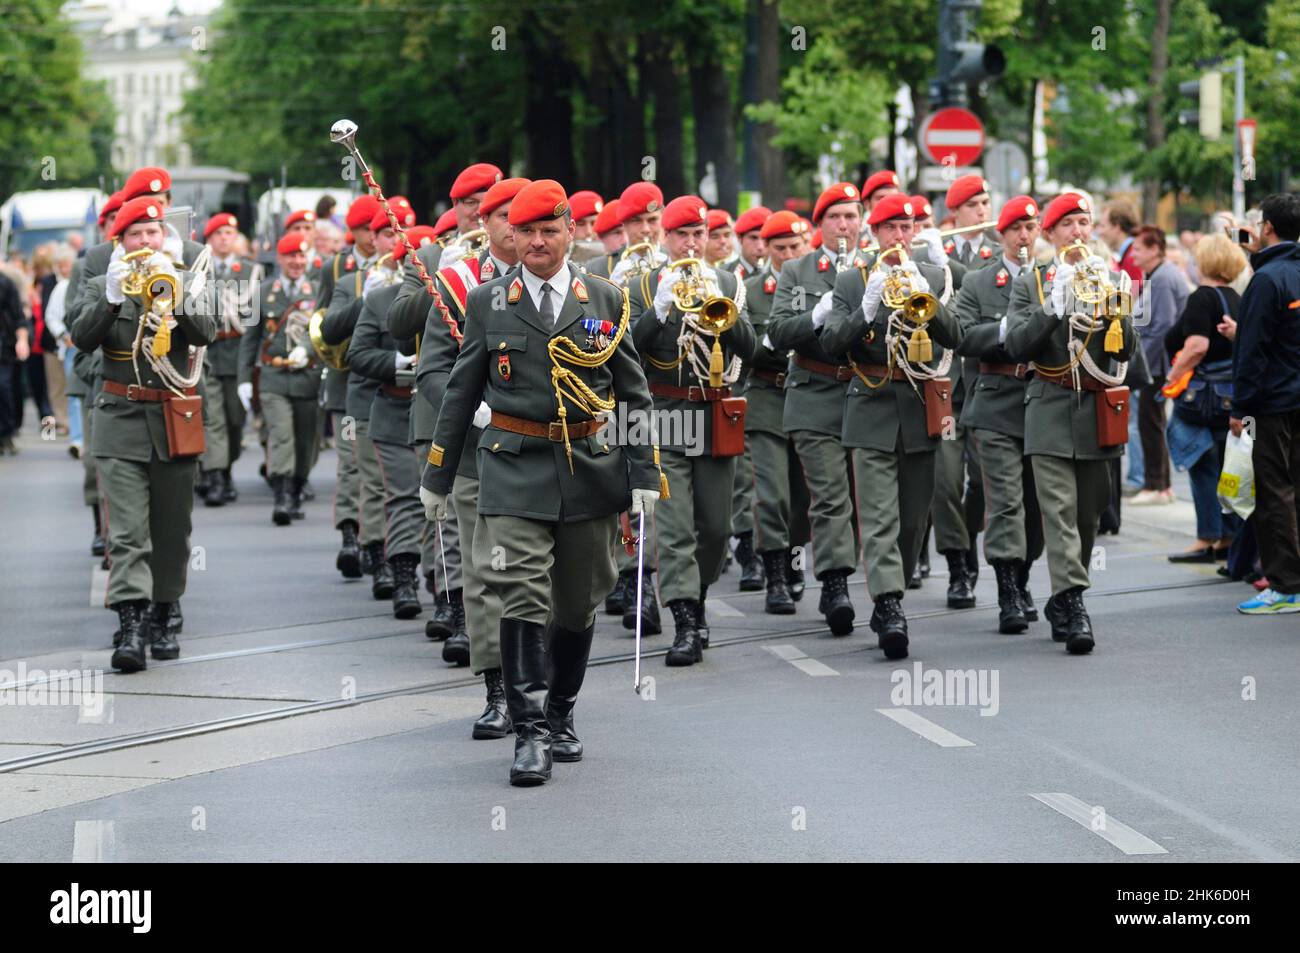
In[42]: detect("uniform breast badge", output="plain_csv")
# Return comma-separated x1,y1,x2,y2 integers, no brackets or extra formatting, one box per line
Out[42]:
498,353,512,381
580,317,614,352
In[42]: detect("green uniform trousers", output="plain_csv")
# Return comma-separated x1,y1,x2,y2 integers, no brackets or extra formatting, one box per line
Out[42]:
475,513,617,632
852,441,937,599
791,430,857,576
655,451,736,604
932,422,984,553
331,410,360,530
372,438,422,559
974,429,1045,565
200,373,245,471
81,398,99,507
354,418,386,547
453,475,502,673
262,392,317,480
417,440,462,591
748,431,814,554
1030,455,1111,596
731,445,755,536
99,454,195,606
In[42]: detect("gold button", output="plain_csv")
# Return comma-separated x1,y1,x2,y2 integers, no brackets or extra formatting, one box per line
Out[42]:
498,341,507,350
602,444,609,452
492,442,500,451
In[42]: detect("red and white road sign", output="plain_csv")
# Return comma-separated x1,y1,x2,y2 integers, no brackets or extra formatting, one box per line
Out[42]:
919,107,986,167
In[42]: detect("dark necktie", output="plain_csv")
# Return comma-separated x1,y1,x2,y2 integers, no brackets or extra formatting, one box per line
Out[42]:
539,282,555,328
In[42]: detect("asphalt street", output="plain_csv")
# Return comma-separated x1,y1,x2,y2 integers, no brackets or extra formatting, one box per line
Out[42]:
1,423,1297,862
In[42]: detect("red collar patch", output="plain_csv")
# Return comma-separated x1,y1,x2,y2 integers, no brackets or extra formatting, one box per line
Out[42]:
572,275,588,303
995,269,1008,287
271,280,281,293
1046,266,1056,282
345,257,355,271
312,256,322,268
817,255,830,272
481,257,496,280
763,276,776,295
858,236,871,251
979,246,992,259
232,261,242,274
507,277,523,304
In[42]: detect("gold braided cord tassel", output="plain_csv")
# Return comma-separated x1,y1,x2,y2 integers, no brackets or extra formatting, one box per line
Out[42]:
906,327,932,363
1104,317,1124,354
654,445,670,499
150,319,171,358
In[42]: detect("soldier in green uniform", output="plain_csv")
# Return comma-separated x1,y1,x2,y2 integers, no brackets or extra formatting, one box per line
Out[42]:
421,180,662,786
628,195,755,667
1003,192,1138,654
954,195,1045,633
71,196,216,671
820,194,964,659
725,205,771,281
766,183,867,627
586,199,626,279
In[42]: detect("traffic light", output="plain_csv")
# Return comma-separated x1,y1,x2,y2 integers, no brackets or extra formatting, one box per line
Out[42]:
1178,71,1222,140
947,41,1006,86
931,0,1005,106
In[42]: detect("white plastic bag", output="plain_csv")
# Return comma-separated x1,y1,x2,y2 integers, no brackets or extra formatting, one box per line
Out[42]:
1217,431,1255,520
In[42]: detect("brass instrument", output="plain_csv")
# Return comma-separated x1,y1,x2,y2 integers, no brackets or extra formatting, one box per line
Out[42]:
443,228,488,262
667,257,739,388
618,241,661,284
1057,241,1130,352
121,248,182,357
870,244,939,362
860,220,995,257
309,308,349,370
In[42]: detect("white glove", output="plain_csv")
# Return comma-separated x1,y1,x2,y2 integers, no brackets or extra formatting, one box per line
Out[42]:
363,267,388,298
810,290,834,329
1049,262,1075,317
861,268,887,319
761,333,775,350
653,270,679,322
472,400,491,429
395,351,416,370
237,381,253,412
287,345,309,369
609,257,633,286
420,486,447,522
105,259,131,305
917,227,944,265
147,252,179,280
631,487,660,518
900,260,930,294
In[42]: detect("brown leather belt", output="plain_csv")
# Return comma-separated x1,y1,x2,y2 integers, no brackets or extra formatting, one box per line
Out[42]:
102,380,197,402
649,382,732,402
215,329,242,342
1033,366,1108,392
979,361,1029,380
381,383,412,399
751,368,787,388
490,411,603,442
856,363,908,382
793,354,853,382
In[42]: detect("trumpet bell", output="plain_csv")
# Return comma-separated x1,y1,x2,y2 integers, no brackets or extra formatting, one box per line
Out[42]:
903,291,938,324
309,308,350,370
697,296,738,331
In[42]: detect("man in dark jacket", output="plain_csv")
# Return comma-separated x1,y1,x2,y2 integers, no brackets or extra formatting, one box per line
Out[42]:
1232,193,1300,614
0,269,29,453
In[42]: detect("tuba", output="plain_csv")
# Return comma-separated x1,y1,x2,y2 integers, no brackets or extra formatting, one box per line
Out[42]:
309,308,349,370
668,257,739,388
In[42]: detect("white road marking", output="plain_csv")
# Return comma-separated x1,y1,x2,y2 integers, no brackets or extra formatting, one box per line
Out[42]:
708,599,744,618
876,708,976,747
72,820,116,863
764,644,838,676
1030,792,1169,856
90,567,109,607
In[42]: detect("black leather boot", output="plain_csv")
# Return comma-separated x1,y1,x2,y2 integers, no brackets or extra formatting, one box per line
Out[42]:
735,532,765,592
1063,587,1095,655
499,618,552,786
817,568,855,635
91,506,105,557
271,475,292,525
148,601,182,660
622,571,661,635
1016,560,1038,621
369,543,394,599
1043,592,1070,642
965,545,980,585
870,592,909,659
300,479,315,501
221,468,238,503
665,599,703,666
787,547,805,601
547,622,595,762
360,541,374,575
204,469,227,508
111,600,150,673
426,586,454,640
289,476,306,519
442,588,470,665
336,521,363,578
761,549,796,615
605,570,630,615
908,562,924,589
472,667,512,740
992,560,1028,634
195,469,211,501
943,549,976,609
697,584,710,648
390,553,422,619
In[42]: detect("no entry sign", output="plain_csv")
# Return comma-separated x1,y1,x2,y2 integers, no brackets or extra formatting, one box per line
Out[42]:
920,107,986,167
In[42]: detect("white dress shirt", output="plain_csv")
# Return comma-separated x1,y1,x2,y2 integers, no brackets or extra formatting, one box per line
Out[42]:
521,262,569,326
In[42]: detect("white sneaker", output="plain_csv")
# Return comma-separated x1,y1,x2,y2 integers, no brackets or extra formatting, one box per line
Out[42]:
1129,490,1164,505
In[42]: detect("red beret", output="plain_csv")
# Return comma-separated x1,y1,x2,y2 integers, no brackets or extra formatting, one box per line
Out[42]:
99,192,124,228
996,195,1040,233
1040,192,1091,232
482,177,532,220
121,166,171,201
945,174,990,211
369,208,395,233
450,163,503,200
867,193,916,227
861,170,901,202
733,206,772,235
432,209,458,238
508,179,569,226
810,227,823,249
374,202,415,230
109,196,166,239
204,212,239,239
277,234,310,256
284,210,316,230
593,200,622,236
706,210,733,232
393,225,440,260
344,229,353,244
346,195,381,230
569,190,604,220
812,182,862,225
909,195,933,219
618,182,664,221
759,210,810,241
662,195,709,232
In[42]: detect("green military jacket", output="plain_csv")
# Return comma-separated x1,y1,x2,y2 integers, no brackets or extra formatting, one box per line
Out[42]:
317,247,374,412
1003,262,1138,460
66,240,115,334
72,245,217,463
740,266,789,437
944,232,1001,270
238,272,321,400
207,254,259,378
387,241,445,341
820,259,962,454
349,283,415,446
628,264,756,456
954,256,1029,438
422,264,659,521
582,246,622,280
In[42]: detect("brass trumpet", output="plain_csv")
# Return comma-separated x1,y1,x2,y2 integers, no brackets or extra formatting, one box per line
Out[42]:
309,308,349,370
443,228,488,262
667,257,739,387
618,241,661,285
860,220,994,256
870,244,938,324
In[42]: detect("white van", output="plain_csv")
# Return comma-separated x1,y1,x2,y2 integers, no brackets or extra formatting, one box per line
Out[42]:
0,188,109,257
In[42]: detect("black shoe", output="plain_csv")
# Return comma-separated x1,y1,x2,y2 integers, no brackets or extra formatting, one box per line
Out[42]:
426,588,454,640
547,622,595,761
473,667,512,740
91,506,105,557
818,568,855,635
300,479,315,501
622,571,661,635
697,584,711,648
289,476,306,519
1044,592,1069,642
965,545,980,585
665,599,703,666
605,570,630,615
943,549,976,609
360,542,375,575
1015,560,1038,621
993,560,1028,634
736,532,765,592
1168,546,1216,564
787,547,805,601
221,469,238,503
336,521,363,578
110,600,150,672
907,562,923,589
441,589,470,665
195,469,211,500
1063,587,1095,655
204,469,227,508
869,593,909,659
369,544,394,599
271,475,292,526
762,549,796,615
148,600,182,660
918,548,931,579
389,554,422,619
499,618,552,786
